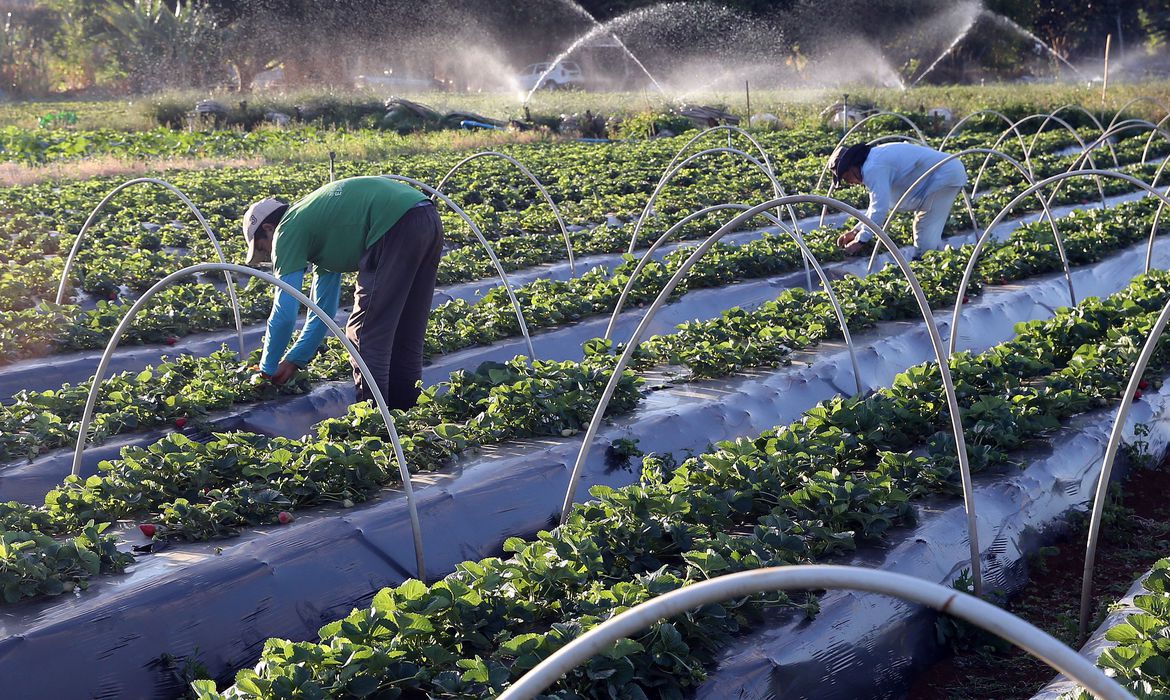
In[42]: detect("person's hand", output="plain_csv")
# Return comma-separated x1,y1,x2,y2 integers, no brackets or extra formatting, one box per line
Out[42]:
270,360,299,385
836,227,866,255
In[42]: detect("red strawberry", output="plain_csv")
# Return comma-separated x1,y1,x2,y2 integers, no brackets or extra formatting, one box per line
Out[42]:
278,511,293,524
1134,389,1144,401
165,336,178,346
962,296,970,304
1139,380,1150,390
174,416,188,429
139,523,157,537
107,291,118,300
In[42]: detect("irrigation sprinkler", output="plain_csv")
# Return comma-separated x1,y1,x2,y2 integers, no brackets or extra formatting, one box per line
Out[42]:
939,110,1034,174
379,174,537,361
1106,96,1170,133
974,114,1106,210
69,263,428,581
434,151,577,277
1078,294,1170,637
1026,104,1117,167
949,169,1170,357
560,195,986,596
601,202,863,396
55,177,245,357
496,566,1135,700
863,148,1073,309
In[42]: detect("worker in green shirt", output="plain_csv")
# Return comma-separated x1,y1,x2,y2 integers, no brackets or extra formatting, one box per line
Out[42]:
242,176,444,408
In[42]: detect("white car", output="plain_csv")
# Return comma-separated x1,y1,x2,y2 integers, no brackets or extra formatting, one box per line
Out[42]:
517,61,585,91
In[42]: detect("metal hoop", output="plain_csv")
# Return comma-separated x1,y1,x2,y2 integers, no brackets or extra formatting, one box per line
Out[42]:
1107,96,1170,133
661,125,776,183
434,151,576,276
1078,294,1170,636
863,148,1073,309
974,114,1106,209
949,169,1170,356
55,177,245,356
69,263,427,580
939,110,1033,173
1141,114,1170,165
1027,105,1117,167
626,147,800,256
560,194,984,595
380,174,537,360
1070,120,1170,172
814,112,929,196
602,202,863,395
497,566,1134,700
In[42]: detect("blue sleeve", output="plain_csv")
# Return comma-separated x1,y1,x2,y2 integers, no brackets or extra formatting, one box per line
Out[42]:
284,270,342,368
259,268,306,376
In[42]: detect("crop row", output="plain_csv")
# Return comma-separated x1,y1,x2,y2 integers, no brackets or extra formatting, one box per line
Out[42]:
191,265,1170,699
2,185,1166,604
6,189,1163,465
0,130,1158,368
1068,558,1170,699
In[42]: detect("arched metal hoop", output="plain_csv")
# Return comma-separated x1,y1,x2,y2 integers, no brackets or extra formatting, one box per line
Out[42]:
949,169,1170,356
55,178,245,356
434,151,577,277
496,566,1134,700
1072,120,1170,172
864,148,1073,310
939,110,1033,173
602,202,863,395
1027,105,1117,167
975,114,1106,209
1107,96,1170,133
560,194,984,595
380,173,536,360
626,147,800,256
662,125,775,182
1079,294,1170,636
1141,114,1170,165
69,263,427,580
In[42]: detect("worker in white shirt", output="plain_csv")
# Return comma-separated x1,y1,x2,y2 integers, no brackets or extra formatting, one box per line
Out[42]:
829,142,967,257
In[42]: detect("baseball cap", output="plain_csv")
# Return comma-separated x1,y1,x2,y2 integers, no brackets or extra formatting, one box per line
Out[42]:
242,198,286,265
828,143,871,186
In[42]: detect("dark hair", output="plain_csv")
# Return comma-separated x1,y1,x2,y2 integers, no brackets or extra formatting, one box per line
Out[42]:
259,204,288,234
830,143,873,183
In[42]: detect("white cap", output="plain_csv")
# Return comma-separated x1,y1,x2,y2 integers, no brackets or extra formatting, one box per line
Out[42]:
242,198,285,265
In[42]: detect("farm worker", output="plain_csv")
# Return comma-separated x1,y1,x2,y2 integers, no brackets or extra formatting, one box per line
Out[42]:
829,142,968,257
242,176,444,409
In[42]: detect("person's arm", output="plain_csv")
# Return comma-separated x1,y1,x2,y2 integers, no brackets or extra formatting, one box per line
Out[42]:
860,167,893,241
283,269,342,368
259,268,307,376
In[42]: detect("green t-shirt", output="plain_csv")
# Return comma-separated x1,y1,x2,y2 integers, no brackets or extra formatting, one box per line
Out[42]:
272,176,428,276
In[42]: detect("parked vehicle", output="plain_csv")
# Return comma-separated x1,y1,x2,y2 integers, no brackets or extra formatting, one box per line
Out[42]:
517,61,585,91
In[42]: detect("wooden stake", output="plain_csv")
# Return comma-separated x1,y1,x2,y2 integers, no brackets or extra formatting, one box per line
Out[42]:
1102,34,1111,104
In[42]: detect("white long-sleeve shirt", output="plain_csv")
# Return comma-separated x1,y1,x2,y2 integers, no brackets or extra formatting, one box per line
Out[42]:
857,143,968,238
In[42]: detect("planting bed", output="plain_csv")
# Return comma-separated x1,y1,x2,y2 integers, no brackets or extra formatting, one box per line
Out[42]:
3,106,1170,700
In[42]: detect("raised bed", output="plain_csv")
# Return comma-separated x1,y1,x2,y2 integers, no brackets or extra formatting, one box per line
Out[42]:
0,226,1166,698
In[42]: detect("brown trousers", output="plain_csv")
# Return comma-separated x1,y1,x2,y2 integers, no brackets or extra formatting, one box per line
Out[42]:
346,202,444,408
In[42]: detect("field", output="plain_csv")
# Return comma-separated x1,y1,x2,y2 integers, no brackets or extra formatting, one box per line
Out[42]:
0,82,1169,699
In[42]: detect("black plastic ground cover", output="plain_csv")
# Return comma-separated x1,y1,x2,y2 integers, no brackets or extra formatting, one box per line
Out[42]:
0,218,832,399
691,386,1170,700
0,235,1155,699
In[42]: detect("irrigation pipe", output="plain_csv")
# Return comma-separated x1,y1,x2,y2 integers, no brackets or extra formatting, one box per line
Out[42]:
69,263,427,581
434,151,577,277
55,177,245,356
497,566,1134,700
560,194,985,596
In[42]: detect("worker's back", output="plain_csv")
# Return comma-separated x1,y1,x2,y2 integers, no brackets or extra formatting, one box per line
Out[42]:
862,143,968,210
